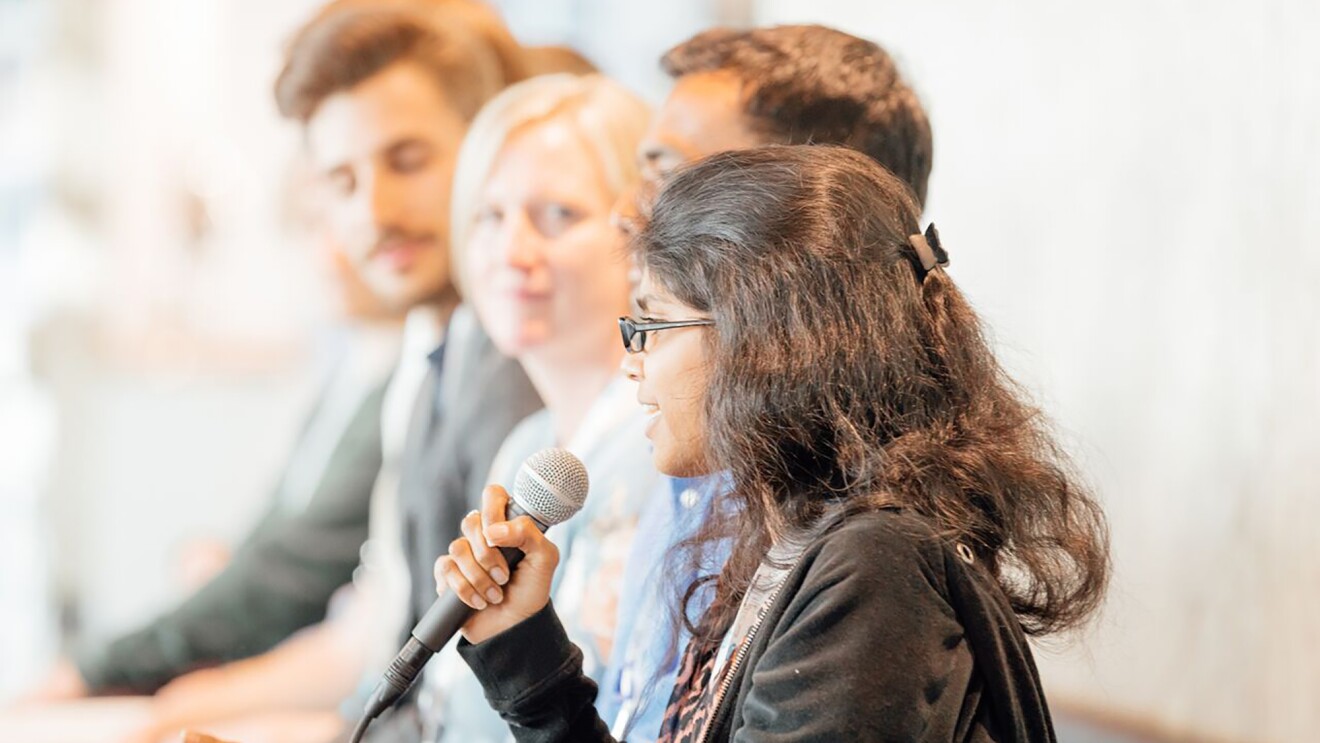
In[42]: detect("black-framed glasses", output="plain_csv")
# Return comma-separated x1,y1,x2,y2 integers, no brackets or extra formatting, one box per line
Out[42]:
618,316,713,353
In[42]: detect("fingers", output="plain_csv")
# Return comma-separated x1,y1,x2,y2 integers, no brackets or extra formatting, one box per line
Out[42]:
468,503,511,587
485,515,559,570
435,553,488,610
480,484,510,539
461,508,510,597
477,483,546,554
446,534,503,608
433,483,559,615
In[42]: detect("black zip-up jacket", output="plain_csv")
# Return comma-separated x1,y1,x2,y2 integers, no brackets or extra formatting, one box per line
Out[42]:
457,508,1056,742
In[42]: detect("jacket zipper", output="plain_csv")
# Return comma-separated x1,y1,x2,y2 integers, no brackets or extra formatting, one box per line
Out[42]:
697,578,788,743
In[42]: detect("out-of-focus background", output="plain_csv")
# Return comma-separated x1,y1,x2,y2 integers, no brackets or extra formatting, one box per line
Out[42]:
1,0,1316,741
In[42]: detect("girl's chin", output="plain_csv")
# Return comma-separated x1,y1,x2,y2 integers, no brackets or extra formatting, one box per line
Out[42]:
652,451,682,478
654,458,710,480
650,440,710,479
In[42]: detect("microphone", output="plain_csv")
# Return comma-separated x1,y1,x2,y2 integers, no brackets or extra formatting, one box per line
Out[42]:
351,448,589,741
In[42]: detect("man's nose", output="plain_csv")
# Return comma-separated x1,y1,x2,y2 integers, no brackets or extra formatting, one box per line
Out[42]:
366,170,402,228
610,183,643,239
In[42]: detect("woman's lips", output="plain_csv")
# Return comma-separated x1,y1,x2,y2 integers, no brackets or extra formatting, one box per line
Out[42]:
641,402,661,437
505,286,551,302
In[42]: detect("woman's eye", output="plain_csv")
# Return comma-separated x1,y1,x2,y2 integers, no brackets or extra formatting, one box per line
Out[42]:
475,206,503,225
532,202,581,237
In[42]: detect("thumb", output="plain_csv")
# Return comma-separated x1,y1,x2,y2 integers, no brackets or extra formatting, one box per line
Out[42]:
485,515,559,572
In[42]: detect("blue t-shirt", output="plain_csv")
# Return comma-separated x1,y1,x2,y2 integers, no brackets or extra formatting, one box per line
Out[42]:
598,474,731,741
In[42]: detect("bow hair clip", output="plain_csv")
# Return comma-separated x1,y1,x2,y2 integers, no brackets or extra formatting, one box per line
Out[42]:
908,223,950,278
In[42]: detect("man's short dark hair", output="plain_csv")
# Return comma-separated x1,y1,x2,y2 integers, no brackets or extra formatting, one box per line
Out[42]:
274,3,521,123
662,25,933,206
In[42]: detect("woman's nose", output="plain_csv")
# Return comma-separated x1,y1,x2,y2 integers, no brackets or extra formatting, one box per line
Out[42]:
620,349,643,382
502,212,542,270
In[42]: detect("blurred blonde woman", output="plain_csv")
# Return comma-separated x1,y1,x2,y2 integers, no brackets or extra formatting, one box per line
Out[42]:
424,73,658,742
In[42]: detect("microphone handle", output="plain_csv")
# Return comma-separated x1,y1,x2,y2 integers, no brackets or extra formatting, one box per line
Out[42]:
358,502,546,733
413,544,525,650
413,495,546,650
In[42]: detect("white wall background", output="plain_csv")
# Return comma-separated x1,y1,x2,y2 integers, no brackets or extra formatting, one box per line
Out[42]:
755,1,1320,741
4,0,330,685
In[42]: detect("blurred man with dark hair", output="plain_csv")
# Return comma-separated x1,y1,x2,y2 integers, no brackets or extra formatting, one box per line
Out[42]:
640,24,932,205
600,25,935,741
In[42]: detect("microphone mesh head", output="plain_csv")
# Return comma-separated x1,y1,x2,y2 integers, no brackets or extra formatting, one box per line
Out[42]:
513,448,590,527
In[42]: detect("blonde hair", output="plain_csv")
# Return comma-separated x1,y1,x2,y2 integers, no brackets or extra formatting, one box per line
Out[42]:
449,73,652,297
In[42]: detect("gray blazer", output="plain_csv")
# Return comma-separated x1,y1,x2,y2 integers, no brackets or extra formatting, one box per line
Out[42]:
397,307,543,642
331,309,541,743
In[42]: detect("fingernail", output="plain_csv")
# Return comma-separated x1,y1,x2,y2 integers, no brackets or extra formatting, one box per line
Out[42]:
490,567,508,585
472,595,488,610
487,523,509,540
485,587,503,604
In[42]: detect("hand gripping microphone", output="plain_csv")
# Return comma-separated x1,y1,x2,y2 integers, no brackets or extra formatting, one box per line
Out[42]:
350,448,589,742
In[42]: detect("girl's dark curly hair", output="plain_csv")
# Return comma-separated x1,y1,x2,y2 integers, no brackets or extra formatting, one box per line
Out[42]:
635,145,1109,651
